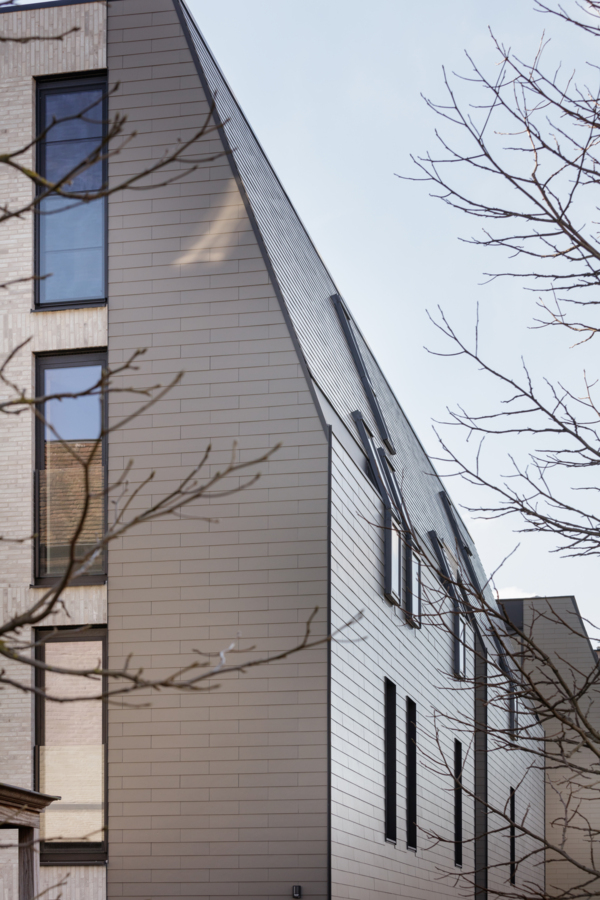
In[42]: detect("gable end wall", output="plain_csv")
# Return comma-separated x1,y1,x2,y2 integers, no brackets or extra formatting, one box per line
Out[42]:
106,2,329,898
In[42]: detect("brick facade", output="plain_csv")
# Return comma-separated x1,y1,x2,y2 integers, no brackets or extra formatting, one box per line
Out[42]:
0,5,107,899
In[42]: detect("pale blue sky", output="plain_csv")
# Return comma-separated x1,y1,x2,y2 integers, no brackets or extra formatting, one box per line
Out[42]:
186,0,600,627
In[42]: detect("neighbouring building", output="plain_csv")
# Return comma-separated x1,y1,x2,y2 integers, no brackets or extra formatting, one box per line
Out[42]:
504,595,600,899
0,2,548,899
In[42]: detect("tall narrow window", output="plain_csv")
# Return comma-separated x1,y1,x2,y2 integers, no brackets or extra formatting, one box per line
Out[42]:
378,448,403,513
454,739,463,867
36,76,107,308
406,697,417,849
384,509,402,605
405,539,422,626
439,490,481,598
35,628,107,863
455,607,467,679
509,680,518,739
334,295,396,453
35,352,107,583
509,788,516,885
352,411,390,501
429,531,468,677
384,679,397,842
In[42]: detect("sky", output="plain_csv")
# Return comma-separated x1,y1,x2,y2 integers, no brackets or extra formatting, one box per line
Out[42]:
184,0,600,630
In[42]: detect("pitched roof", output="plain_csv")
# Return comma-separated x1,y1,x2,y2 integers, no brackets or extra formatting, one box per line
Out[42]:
175,0,490,591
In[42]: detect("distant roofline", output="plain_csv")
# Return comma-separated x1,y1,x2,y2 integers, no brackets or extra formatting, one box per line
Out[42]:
0,0,103,13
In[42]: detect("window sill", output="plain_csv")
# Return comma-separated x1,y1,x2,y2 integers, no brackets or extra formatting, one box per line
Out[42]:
32,300,107,313
32,576,107,588
41,854,107,866
40,840,107,865
41,859,107,866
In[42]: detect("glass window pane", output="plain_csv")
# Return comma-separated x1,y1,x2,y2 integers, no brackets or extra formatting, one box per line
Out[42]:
44,90,103,143
39,364,104,577
45,365,102,441
409,552,421,621
40,640,104,844
458,618,466,677
391,527,400,599
39,196,105,304
37,84,106,306
44,139,103,191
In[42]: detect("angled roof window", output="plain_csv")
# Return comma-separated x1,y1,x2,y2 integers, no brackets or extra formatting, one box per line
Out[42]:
429,529,459,603
333,294,396,454
439,491,481,595
378,448,403,514
352,411,392,504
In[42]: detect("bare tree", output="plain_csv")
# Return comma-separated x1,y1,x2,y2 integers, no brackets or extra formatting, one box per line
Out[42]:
403,2,600,896
407,0,600,558
0,341,344,702
400,526,600,900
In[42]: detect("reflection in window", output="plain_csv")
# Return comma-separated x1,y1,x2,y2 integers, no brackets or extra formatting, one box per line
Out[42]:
37,356,105,578
456,612,467,679
406,543,422,626
385,511,402,605
37,79,106,306
36,633,106,861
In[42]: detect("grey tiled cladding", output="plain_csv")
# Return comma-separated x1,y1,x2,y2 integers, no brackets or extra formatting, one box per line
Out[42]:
176,0,491,596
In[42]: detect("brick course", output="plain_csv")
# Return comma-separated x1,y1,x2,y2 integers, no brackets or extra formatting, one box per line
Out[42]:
0,5,107,898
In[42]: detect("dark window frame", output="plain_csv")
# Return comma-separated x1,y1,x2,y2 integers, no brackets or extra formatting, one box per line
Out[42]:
509,680,519,739
404,536,422,628
352,412,390,501
429,530,468,678
509,787,516,885
455,609,467,680
353,412,400,607
34,350,108,586
353,411,424,622
454,739,463,867
378,448,403,512
335,295,395,454
406,697,417,850
34,626,108,865
34,72,108,312
384,508,402,606
439,491,480,600
384,678,397,843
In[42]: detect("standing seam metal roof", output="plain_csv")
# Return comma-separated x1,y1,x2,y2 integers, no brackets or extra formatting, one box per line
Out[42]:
175,0,492,597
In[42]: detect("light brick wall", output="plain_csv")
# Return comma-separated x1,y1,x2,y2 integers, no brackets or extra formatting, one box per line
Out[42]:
40,864,106,900
0,833,18,900
0,5,108,899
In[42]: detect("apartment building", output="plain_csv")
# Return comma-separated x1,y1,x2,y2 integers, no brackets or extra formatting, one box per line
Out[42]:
0,1,544,899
